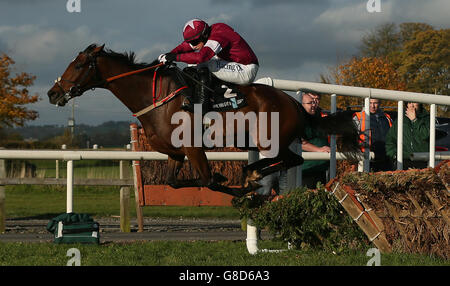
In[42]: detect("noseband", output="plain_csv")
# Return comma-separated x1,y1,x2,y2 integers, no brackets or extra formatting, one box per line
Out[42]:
54,54,105,105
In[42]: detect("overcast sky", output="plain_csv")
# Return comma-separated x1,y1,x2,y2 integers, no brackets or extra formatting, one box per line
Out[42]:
0,0,448,126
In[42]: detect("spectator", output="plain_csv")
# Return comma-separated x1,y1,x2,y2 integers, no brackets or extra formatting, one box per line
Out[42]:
254,170,289,196
353,98,393,171
254,92,330,194
385,102,430,170
300,92,330,188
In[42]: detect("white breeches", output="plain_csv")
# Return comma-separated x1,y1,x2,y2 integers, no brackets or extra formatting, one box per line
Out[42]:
196,57,259,85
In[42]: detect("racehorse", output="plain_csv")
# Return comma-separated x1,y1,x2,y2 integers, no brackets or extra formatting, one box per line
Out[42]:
47,44,361,197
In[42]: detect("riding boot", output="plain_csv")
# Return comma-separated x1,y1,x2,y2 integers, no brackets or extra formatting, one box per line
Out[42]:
196,67,211,115
180,67,197,113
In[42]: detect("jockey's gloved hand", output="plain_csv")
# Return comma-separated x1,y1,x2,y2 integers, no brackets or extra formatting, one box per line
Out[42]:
158,53,176,64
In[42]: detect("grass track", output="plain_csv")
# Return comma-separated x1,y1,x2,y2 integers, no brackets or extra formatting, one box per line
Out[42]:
0,241,448,266
2,161,448,266
5,185,239,219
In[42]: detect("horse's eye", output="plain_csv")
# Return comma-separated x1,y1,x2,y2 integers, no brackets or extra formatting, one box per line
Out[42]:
75,63,83,70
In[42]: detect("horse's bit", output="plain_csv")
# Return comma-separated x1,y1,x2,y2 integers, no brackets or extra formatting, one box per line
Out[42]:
54,53,104,106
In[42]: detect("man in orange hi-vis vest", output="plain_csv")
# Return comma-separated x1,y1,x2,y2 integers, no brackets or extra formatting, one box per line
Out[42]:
353,98,393,171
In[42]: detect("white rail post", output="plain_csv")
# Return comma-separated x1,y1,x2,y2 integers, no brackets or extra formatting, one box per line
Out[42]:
296,90,303,187
120,158,131,232
66,160,74,213
289,90,302,188
330,94,337,179
0,152,5,233
429,103,436,167
397,101,404,170
363,97,371,172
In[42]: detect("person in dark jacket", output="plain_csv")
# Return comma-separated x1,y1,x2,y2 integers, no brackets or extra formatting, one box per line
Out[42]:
385,102,430,170
353,99,393,171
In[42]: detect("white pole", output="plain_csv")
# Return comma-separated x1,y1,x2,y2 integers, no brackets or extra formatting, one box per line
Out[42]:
246,222,259,255
330,94,337,179
429,103,436,167
411,152,450,161
246,221,286,254
66,160,73,213
397,101,404,170
269,78,450,105
364,97,370,172
0,150,364,161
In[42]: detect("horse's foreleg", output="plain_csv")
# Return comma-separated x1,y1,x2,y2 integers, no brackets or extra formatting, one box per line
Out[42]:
166,155,203,188
181,148,257,197
166,155,183,184
184,147,212,186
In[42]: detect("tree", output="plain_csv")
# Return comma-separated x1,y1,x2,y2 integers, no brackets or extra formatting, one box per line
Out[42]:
398,29,450,95
0,54,39,128
322,57,406,110
359,22,434,60
399,23,434,45
335,22,448,116
359,23,401,58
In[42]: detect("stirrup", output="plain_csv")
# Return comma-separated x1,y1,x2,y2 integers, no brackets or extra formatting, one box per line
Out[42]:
181,97,194,113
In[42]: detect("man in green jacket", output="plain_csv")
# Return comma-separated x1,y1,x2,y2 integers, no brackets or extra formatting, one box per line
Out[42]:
254,92,329,195
301,92,329,188
385,102,429,170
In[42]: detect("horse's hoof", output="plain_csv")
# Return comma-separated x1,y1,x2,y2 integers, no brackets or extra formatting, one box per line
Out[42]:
244,170,263,188
168,182,178,189
250,170,263,181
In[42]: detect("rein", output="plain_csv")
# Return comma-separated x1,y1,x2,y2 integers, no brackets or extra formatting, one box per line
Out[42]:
104,62,188,117
105,62,164,83
56,56,187,116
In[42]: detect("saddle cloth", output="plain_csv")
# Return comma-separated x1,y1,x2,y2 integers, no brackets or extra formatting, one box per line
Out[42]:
210,83,247,112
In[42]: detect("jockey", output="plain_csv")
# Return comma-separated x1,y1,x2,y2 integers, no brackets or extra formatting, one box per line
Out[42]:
158,19,259,113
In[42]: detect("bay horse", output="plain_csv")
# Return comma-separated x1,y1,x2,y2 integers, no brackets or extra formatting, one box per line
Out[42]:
47,44,360,197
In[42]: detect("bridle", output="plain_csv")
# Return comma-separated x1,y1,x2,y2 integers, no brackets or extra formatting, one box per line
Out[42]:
54,53,105,106
53,50,165,106
53,48,189,116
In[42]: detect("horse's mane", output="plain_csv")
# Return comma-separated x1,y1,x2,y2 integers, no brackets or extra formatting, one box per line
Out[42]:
84,44,160,69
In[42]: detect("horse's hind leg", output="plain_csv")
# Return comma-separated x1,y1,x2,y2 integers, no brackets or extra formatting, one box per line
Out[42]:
279,148,304,169
242,157,281,184
243,149,304,187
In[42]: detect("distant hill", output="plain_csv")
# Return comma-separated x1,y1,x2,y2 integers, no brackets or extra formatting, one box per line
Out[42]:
5,121,136,148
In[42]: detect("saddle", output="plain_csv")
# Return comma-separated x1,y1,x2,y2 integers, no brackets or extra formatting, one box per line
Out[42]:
178,67,248,112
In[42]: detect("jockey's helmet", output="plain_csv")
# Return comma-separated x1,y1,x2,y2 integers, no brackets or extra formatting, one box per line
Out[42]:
183,19,209,44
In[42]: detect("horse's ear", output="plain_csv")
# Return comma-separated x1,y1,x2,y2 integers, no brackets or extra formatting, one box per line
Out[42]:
92,44,105,54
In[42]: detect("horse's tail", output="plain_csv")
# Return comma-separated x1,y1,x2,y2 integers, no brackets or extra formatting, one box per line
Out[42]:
305,110,362,162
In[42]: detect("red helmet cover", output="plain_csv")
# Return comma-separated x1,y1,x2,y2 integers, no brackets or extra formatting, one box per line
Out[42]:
183,19,208,42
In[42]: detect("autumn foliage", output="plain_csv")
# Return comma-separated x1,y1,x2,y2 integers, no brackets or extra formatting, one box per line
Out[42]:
324,57,406,111
0,54,39,128
321,23,449,116
398,29,450,96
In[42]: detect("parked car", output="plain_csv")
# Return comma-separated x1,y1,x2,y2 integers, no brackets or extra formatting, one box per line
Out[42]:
435,117,449,151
